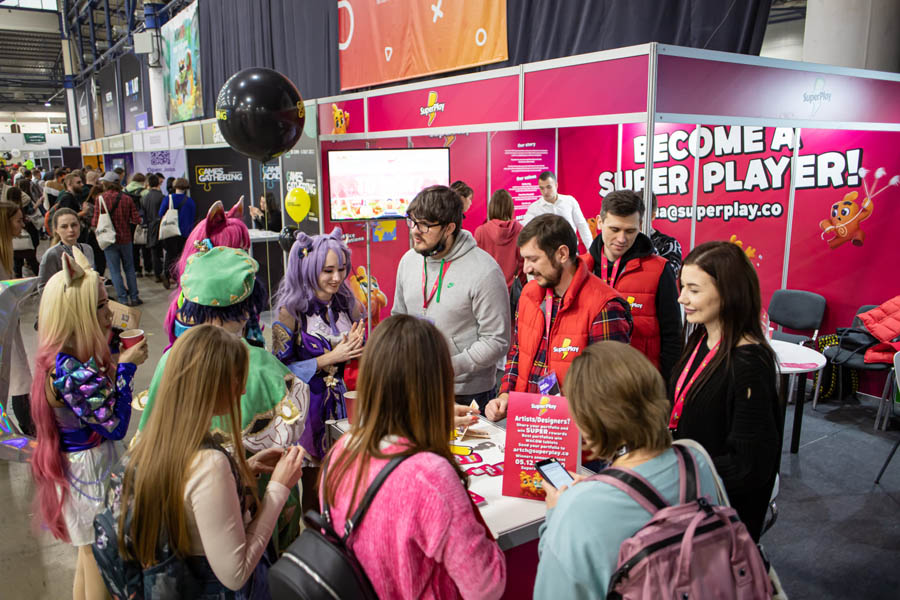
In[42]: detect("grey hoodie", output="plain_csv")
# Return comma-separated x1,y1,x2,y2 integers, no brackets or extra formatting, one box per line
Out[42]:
392,230,510,395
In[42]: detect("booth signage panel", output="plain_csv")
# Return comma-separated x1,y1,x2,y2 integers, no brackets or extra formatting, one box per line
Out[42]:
338,0,508,90
785,128,900,334
169,125,185,149
281,139,321,236
105,153,134,178
690,124,796,307
656,55,900,126
523,56,649,122
134,149,187,181
108,136,125,152
23,133,46,144
186,147,251,220
557,124,619,243
490,129,557,221
143,129,169,150
367,76,519,132
318,98,364,135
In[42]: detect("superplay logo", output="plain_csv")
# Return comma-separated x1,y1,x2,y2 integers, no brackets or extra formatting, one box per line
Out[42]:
553,338,580,360
420,91,445,126
531,396,557,416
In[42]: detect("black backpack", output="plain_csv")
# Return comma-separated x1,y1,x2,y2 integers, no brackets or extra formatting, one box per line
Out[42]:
268,454,410,600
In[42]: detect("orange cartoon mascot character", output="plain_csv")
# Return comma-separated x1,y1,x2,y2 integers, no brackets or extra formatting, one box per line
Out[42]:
819,167,898,249
819,191,873,248
347,266,387,327
332,104,349,134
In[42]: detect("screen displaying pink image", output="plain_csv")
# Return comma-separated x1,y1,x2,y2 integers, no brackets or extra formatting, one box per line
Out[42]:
328,148,450,221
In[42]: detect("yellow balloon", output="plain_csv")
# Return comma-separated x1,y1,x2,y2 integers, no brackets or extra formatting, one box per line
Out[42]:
285,187,311,223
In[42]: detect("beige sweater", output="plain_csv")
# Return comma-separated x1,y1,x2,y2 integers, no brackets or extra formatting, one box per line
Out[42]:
183,449,290,590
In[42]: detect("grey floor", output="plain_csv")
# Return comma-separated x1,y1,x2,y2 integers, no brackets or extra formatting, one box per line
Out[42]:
1,250,899,598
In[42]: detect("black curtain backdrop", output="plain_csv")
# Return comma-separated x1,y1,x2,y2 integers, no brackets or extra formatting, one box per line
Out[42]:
197,0,770,117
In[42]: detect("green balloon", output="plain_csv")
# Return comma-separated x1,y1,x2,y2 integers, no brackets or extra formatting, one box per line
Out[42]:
24,159,34,169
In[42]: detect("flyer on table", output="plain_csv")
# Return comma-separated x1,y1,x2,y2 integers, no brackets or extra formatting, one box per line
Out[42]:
501,392,580,501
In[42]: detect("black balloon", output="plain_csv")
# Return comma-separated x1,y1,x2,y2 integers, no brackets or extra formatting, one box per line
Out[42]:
215,68,305,163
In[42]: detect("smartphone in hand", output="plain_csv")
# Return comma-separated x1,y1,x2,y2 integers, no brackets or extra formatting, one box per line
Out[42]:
535,457,575,490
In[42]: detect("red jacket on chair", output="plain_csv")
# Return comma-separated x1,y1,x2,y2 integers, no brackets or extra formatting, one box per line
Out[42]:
860,295,900,363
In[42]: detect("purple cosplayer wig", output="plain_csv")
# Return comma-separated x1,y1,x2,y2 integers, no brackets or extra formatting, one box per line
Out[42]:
275,228,358,323
164,200,251,343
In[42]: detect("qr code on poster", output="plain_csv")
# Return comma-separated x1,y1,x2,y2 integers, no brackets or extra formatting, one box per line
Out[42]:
150,151,170,166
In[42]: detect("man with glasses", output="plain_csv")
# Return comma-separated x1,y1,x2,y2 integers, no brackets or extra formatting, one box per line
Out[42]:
393,185,510,414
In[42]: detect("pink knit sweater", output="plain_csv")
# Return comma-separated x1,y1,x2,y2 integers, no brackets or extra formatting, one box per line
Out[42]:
322,439,507,599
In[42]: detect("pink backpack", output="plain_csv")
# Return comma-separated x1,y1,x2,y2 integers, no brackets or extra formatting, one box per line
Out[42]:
595,445,772,600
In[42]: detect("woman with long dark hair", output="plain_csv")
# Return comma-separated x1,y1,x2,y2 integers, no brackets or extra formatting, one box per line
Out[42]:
321,315,505,599
670,240,780,541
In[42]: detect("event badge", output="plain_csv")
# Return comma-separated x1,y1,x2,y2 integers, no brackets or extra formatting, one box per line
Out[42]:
538,372,561,396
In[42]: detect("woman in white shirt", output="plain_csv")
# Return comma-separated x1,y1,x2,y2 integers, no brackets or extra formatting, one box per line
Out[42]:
117,324,305,596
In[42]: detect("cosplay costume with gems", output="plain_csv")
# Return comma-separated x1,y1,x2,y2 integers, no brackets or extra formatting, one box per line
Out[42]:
52,353,136,545
272,230,359,461
272,301,352,460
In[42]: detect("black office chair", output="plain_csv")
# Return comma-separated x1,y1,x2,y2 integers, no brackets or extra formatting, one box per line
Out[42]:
769,289,827,346
822,304,893,429
875,352,900,483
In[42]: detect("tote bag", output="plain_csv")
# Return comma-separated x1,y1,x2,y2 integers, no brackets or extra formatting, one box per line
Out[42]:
158,194,181,241
96,196,117,250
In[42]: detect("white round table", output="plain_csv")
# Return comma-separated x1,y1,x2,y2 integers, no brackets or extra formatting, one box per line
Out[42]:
770,339,827,453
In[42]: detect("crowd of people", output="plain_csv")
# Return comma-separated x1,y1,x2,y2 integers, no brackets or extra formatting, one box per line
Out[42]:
0,161,782,599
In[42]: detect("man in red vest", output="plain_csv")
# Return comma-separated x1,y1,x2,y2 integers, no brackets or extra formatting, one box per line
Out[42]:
586,190,682,383
485,214,632,421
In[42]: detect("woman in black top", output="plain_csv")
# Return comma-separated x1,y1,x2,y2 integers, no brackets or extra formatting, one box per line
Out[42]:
250,192,282,233
670,240,780,541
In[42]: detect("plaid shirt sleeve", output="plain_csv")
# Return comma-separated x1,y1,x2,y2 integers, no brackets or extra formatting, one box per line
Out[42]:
587,297,633,346
499,307,521,395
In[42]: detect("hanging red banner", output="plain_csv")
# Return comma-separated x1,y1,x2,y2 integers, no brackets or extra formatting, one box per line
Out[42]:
338,0,508,90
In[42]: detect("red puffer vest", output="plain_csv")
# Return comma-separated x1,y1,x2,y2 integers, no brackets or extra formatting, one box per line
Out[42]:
583,251,667,369
514,259,623,391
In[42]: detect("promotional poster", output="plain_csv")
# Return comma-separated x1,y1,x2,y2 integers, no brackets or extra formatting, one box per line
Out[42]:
162,0,203,123
490,129,557,221
133,150,187,182
119,53,150,132
502,392,580,501
97,63,121,136
280,140,321,236
338,0,507,90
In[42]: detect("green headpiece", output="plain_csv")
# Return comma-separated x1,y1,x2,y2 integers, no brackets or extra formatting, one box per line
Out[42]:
180,242,258,307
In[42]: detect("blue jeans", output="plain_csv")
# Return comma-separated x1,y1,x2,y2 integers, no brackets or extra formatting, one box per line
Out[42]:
104,242,138,302
455,389,495,415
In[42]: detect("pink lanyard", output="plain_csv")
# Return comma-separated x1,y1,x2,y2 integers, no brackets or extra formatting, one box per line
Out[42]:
600,256,622,285
668,337,720,429
543,289,554,342
422,258,452,309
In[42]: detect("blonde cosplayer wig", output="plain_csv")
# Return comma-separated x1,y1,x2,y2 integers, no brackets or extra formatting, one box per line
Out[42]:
31,248,112,542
